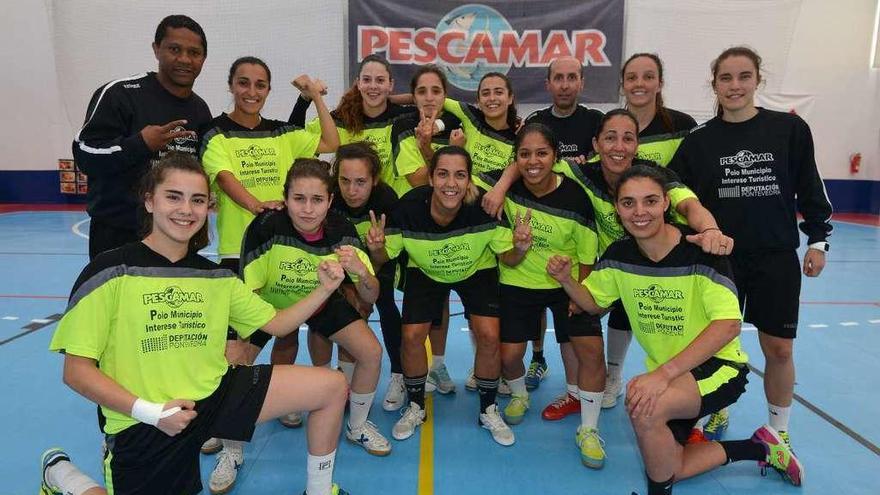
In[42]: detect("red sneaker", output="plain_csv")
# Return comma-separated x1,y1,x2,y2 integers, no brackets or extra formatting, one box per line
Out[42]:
541,393,580,421
686,428,709,444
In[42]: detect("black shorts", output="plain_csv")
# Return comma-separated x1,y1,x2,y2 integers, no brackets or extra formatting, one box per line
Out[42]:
401,268,500,324
103,365,273,494
730,249,800,338
500,284,602,344
249,291,363,349
607,300,631,331
667,358,749,445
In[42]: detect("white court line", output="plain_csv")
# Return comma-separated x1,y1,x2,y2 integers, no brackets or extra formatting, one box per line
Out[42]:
869,319,880,324
71,218,90,239
460,327,470,332
809,324,829,328
546,328,555,333
840,322,859,326
2,316,19,321
30,319,53,324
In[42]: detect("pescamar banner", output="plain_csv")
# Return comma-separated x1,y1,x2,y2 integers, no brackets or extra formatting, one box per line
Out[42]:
348,0,624,103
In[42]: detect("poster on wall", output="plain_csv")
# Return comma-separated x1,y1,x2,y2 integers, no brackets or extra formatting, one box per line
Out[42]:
348,0,624,103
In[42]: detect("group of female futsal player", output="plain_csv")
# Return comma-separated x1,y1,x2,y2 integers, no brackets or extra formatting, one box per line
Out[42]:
42,43,831,495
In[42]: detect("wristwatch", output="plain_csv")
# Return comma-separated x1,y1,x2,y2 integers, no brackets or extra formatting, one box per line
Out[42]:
808,241,830,252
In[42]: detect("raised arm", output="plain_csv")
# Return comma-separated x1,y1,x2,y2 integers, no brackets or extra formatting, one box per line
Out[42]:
546,255,604,314
293,75,339,153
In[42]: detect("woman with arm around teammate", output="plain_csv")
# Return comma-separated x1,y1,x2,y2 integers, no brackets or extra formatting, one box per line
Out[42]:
548,164,803,494
365,146,531,446
669,46,833,448
41,153,350,495
475,123,609,469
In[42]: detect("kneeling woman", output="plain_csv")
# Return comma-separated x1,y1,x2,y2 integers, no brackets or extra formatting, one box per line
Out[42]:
44,154,350,495
241,159,391,456
547,164,803,494
366,146,531,446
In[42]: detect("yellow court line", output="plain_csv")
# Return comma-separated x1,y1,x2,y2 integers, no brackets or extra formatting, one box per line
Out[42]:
417,341,435,495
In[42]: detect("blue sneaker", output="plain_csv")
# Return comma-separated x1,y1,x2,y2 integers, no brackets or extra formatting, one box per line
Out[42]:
40,448,69,495
524,360,549,390
704,409,729,441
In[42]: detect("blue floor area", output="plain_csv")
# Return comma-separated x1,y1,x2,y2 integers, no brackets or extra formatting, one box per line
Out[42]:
1,211,878,494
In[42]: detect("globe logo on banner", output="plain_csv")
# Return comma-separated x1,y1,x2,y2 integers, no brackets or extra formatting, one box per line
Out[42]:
436,4,512,91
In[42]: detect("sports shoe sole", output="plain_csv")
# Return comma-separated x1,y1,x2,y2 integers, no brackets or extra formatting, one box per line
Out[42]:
346,435,392,456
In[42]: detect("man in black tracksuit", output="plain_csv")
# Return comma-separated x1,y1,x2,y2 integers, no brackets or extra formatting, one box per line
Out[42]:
72,14,212,259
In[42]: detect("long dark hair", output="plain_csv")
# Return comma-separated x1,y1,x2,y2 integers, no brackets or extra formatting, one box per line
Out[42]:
139,152,210,252
335,55,393,135
331,142,383,194
478,72,518,130
429,146,479,205
621,53,672,132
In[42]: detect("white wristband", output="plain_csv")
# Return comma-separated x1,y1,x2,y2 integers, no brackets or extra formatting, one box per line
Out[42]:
131,398,179,426
434,119,445,133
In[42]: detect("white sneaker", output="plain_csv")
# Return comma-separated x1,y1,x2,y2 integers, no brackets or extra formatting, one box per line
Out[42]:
602,374,623,409
201,437,222,455
347,420,392,456
427,363,456,394
465,370,477,391
480,404,515,446
392,402,426,440
209,443,243,495
278,411,304,428
383,373,406,411
498,378,511,397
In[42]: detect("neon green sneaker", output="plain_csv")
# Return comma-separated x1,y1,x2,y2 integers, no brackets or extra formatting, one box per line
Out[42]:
704,408,729,441
752,425,804,486
503,394,530,425
779,430,791,448
576,426,606,469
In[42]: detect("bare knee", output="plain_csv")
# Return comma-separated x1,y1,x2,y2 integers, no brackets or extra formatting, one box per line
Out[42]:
763,340,793,363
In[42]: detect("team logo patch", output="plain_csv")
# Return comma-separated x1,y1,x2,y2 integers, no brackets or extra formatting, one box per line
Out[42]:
719,150,774,169
632,284,684,304
235,144,277,160
279,258,318,275
142,286,204,308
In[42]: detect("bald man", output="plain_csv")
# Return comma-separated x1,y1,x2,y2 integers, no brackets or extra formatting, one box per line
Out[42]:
525,57,604,163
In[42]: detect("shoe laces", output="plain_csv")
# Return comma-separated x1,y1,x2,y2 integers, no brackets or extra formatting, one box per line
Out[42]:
550,393,575,408
481,406,508,430
526,361,542,376
432,365,452,383
706,412,727,430
399,404,424,425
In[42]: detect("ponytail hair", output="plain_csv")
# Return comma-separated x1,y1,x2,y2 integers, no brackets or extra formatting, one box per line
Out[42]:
621,53,673,132
478,72,519,130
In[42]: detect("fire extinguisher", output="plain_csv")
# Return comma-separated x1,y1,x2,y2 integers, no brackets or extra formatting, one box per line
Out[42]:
850,153,861,174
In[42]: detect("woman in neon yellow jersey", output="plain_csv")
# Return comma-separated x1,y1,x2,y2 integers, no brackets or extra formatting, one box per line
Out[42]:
547,163,803,494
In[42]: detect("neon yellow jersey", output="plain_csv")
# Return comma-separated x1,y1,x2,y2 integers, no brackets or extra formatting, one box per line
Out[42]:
201,115,320,258
385,186,512,283
306,104,413,187
49,242,276,434
584,227,747,372
475,171,597,289
554,159,698,255
390,113,462,197
241,210,373,309
443,98,515,176
636,108,697,166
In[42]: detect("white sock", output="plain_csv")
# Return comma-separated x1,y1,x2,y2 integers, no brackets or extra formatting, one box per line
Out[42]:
306,450,336,495
606,327,631,379
507,374,527,397
338,360,355,384
578,389,604,430
431,355,445,370
348,391,376,429
46,459,101,495
566,382,578,398
768,403,791,432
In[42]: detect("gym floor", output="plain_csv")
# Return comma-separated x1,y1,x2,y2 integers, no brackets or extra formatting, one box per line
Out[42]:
1,207,877,494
